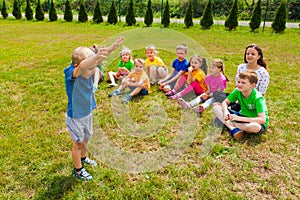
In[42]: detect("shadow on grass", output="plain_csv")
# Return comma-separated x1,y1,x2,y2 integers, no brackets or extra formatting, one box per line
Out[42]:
34,175,76,200
242,133,263,146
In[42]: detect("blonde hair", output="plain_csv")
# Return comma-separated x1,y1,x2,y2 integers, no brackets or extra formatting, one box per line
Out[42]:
71,46,94,66
120,46,132,57
176,44,188,53
145,44,157,54
134,58,145,66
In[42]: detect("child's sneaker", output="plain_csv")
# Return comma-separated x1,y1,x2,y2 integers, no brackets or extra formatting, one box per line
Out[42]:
108,89,122,97
165,89,176,96
82,157,97,166
122,94,131,104
230,128,244,140
178,98,191,109
73,168,93,181
193,105,205,113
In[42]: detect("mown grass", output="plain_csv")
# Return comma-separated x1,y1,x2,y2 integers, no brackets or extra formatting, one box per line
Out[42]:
0,18,299,199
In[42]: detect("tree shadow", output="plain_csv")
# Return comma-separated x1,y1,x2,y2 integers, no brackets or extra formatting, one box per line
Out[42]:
34,175,76,200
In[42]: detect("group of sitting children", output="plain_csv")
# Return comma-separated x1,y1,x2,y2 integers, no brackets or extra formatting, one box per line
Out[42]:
105,44,227,113
65,39,269,181
102,43,268,141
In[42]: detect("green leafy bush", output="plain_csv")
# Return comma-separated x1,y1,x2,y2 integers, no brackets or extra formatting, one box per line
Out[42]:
224,0,238,31
144,0,153,27
200,0,213,29
272,0,287,33
12,0,22,19
93,0,103,24
126,0,136,26
78,1,88,23
49,0,58,22
107,0,118,25
249,0,262,32
161,0,170,28
184,0,193,28
35,0,44,21
64,0,73,22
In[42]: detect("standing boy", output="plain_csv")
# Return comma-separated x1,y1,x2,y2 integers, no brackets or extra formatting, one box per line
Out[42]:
212,71,269,140
64,37,123,181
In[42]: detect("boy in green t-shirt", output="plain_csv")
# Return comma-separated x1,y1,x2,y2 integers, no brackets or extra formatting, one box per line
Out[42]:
213,71,269,140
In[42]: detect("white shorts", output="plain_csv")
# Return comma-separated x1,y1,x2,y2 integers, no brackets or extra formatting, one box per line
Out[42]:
66,113,92,143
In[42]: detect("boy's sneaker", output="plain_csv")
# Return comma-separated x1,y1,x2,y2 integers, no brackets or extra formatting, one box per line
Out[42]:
73,168,93,181
82,157,97,166
178,98,191,109
122,94,131,104
108,89,122,97
230,128,244,140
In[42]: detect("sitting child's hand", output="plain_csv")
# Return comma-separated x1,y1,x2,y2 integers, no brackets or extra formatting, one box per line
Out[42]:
117,67,129,77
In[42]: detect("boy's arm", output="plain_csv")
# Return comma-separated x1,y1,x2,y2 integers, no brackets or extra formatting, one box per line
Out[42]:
230,112,266,125
78,48,108,79
222,99,231,121
106,36,124,55
159,68,175,84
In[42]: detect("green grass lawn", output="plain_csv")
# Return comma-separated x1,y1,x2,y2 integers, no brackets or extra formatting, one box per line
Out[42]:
0,19,299,199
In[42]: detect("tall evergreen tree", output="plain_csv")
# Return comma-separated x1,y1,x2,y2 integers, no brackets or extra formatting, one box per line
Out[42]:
200,0,213,29
1,0,9,19
12,0,22,19
184,0,193,28
161,0,170,27
64,0,73,22
78,1,88,22
35,0,44,21
144,0,153,27
93,0,103,23
224,0,239,31
25,0,33,20
49,0,58,21
272,0,287,33
107,0,118,24
249,0,262,32
126,0,136,26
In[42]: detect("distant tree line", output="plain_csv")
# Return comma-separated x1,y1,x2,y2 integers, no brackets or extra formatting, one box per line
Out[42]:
1,0,299,21
0,0,296,33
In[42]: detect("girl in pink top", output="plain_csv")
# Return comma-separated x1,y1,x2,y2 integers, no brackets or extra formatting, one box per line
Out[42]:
178,59,228,112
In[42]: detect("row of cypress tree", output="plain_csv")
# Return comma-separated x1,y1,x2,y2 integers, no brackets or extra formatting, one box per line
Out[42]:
1,0,289,33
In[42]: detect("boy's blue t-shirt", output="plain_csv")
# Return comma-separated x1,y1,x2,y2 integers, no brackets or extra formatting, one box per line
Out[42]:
64,63,96,118
172,58,189,76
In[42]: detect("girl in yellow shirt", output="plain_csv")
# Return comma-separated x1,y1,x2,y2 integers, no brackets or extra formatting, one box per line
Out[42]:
166,55,207,99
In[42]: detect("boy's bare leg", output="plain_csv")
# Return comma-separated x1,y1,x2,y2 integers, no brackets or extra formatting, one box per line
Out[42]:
93,68,101,91
150,66,157,83
233,122,262,134
130,86,144,97
158,67,167,80
212,103,235,130
72,141,83,169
